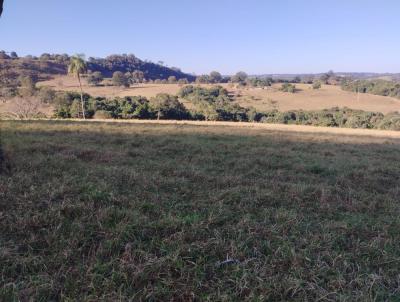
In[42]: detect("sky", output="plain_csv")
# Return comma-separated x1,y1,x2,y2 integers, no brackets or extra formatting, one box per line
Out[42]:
1,0,399,75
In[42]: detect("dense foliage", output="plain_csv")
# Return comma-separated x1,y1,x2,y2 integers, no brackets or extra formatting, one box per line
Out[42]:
178,85,249,121
341,79,400,98
51,86,400,130
258,107,400,130
280,83,297,93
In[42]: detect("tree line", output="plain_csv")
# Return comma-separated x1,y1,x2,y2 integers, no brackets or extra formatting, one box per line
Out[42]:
49,87,400,130
341,79,400,98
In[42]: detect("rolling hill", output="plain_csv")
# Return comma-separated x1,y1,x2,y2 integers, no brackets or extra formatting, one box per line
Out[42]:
0,52,195,84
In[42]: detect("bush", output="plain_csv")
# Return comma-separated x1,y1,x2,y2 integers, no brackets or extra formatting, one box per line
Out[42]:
94,110,113,119
87,72,104,86
280,83,296,93
341,79,400,98
312,81,322,90
112,71,129,87
150,93,189,120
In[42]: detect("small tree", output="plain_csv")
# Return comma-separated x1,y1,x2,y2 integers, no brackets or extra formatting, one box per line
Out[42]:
312,80,322,90
132,70,145,84
18,75,36,97
195,75,210,84
178,78,189,85
112,71,129,87
38,86,56,103
87,71,103,86
168,76,177,84
10,51,18,59
68,55,87,119
8,96,43,119
280,83,296,93
209,71,222,83
70,99,83,118
231,71,248,83
150,93,188,120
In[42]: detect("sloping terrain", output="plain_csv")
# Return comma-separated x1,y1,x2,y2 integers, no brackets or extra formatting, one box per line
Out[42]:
38,77,400,114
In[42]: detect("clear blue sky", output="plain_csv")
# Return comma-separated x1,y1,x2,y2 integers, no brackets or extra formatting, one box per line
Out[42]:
1,0,399,75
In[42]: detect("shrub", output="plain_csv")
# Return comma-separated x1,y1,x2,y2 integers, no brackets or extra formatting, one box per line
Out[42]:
87,71,104,86
112,71,129,87
280,83,296,93
312,81,322,90
94,110,113,119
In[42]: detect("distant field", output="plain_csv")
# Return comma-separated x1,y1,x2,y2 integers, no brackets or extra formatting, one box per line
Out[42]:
1,120,400,300
39,75,400,114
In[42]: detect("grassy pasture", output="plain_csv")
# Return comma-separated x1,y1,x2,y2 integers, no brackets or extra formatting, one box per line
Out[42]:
1,120,400,301
37,76,400,114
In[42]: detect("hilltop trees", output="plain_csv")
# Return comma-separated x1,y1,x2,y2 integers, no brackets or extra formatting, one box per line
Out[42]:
87,54,195,81
68,55,88,119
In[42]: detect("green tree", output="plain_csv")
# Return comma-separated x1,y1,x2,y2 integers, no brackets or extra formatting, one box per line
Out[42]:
18,75,36,97
280,83,296,93
112,71,129,87
10,51,18,59
38,86,56,103
231,71,248,83
68,55,88,119
178,78,189,85
168,76,177,84
132,70,145,84
209,71,222,83
87,71,103,86
196,75,210,84
70,99,83,118
312,80,322,90
150,93,188,120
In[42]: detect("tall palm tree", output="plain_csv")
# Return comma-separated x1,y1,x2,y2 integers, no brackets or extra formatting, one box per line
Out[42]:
68,55,87,119
0,0,4,17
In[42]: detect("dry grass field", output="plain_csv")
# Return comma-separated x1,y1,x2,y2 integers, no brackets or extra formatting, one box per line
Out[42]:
1,120,400,300
38,76,400,114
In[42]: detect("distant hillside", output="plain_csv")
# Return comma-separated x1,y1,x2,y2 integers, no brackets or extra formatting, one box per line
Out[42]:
87,54,195,81
0,51,195,85
256,72,400,82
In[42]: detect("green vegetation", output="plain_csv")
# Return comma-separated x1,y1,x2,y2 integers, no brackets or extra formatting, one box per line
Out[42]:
312,80,322,89
260,107,400,130
1,120,400,300
112,71,129,87
178,85,248,121
0,51,196,85
68,55,88,119
50,86,400,130
87,71,104,86
280,83,297,93
341,79,400,98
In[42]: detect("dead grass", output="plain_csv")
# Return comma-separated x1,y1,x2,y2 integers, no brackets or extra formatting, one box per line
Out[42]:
1,120,400,301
